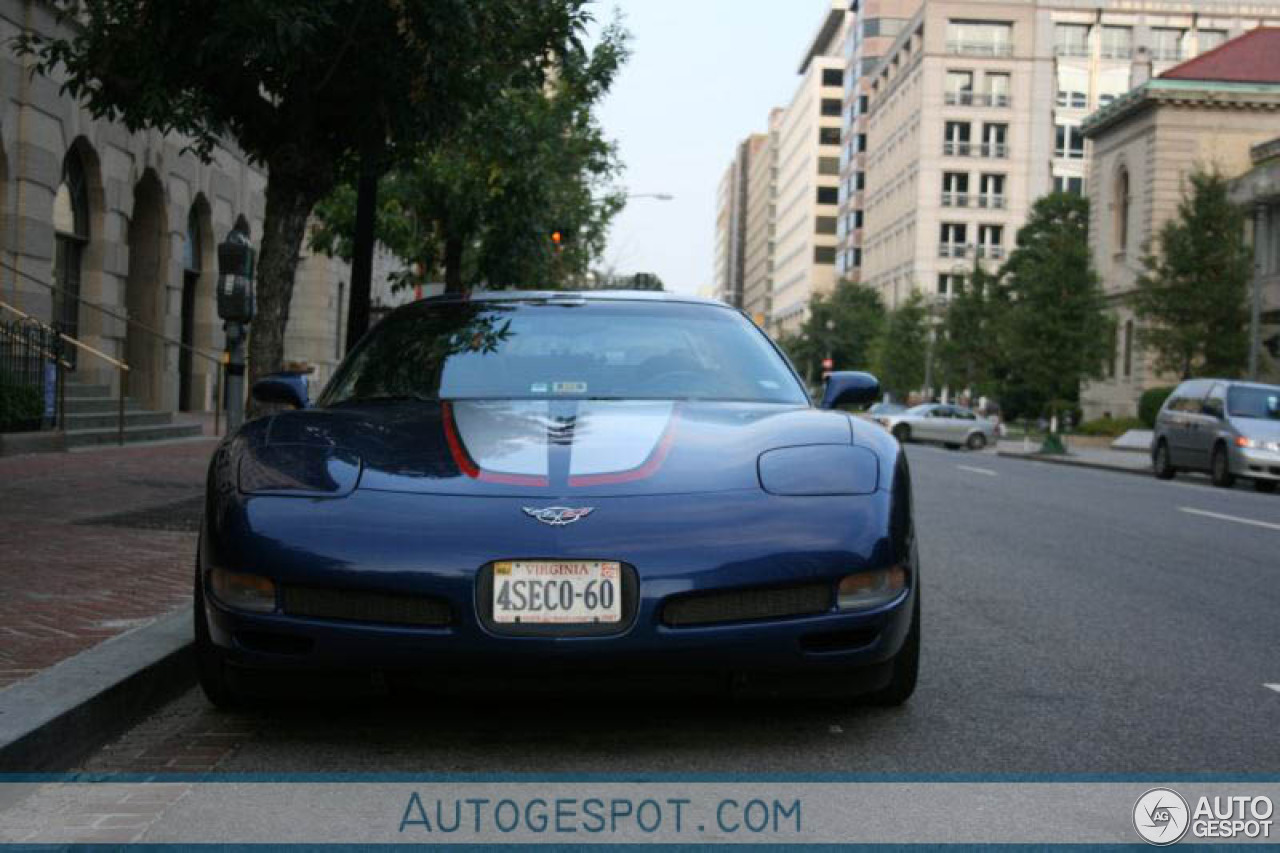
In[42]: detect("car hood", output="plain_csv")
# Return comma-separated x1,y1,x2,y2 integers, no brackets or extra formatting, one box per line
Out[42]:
1232,417,1280,442
240,399,858,497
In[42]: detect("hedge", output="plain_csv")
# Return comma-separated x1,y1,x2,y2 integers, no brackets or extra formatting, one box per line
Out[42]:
1138,386,1176,428
1075,416,1145,437
0,377,44,432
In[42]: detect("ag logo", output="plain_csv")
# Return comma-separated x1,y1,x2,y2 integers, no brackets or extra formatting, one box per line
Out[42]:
1134,788,1190,845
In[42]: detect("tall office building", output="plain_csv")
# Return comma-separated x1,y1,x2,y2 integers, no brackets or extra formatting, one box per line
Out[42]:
769,2,854,334
742,118,781,326
860,0,1280,310
713,138,754,307
837,1,924,283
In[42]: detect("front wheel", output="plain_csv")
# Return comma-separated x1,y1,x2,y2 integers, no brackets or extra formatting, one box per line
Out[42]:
966,432,987,451
1211,444,1235,488
1152,441,1176,480
866,590,919,707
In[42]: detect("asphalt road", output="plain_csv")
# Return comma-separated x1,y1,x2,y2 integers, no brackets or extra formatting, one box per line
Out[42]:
80,446,1280,775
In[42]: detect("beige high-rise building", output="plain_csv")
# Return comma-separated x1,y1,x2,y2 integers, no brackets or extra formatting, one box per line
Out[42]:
712,138,753,307
861,0,1280,313
837,0,924,284
768,2,854,335
742,119,780,326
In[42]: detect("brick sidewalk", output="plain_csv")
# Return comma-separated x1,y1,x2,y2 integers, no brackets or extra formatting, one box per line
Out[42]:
0,439,218,689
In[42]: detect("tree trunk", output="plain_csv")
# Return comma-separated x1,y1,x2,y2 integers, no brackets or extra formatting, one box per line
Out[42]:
247,175,322,419
344,147,381,354
444,235,464,294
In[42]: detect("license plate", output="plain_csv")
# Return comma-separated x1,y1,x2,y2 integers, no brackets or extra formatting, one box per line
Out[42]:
492,561,621,624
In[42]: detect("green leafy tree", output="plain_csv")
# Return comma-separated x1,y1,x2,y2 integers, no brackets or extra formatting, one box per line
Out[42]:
1132,169,1252,379
783,280,886,381
311,16,629,293
18,1,586,406
874,293,928,402
935,260,1008,397
997,192,1110,420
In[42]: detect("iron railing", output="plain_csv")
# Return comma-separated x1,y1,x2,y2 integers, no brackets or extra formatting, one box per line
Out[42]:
0,311,69,432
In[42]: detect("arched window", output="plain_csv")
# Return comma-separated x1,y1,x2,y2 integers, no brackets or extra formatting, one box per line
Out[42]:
1114,167,1130,254
1123,319,1134,378
53,153,90,356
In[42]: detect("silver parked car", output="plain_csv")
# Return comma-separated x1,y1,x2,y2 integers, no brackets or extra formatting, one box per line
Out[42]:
880,403,999,451
1151,379,1280,492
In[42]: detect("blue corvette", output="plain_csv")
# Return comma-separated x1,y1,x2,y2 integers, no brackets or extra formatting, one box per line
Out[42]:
196,291,919,706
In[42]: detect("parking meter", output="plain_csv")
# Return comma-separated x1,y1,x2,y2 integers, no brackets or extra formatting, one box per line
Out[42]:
217,227,256,431
217,229,256,323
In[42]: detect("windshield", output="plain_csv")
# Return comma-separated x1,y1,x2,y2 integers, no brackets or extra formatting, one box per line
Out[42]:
319,299,808,406
1227,385,1280,420
906,405,933,416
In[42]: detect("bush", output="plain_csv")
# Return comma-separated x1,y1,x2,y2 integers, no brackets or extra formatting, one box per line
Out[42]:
1075,416,1144,437
0,376,44,432
1138,386,1176,428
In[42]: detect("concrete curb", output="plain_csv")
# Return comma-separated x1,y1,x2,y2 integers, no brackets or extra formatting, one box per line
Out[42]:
995,450,1151,478
0,607,194,771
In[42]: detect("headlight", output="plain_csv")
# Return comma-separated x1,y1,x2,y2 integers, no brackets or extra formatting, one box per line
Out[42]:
838,566,906,611
210,567,277,613
1235,436,1257,449
757,444,880,496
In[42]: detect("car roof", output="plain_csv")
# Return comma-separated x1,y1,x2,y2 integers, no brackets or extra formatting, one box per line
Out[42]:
418,289,730,308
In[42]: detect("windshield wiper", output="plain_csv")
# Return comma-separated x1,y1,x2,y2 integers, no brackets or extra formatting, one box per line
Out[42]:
330,393,437,406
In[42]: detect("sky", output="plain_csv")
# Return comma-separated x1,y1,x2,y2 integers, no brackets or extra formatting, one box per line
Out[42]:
594,0,832,295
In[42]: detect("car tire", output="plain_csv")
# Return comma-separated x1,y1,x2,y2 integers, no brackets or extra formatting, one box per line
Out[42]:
194,573,246,710
1255,479,1278,494
1152,440,1176,480
966,433,987,451
1211,444,1235,489
892,424,911,443
866,588,919,707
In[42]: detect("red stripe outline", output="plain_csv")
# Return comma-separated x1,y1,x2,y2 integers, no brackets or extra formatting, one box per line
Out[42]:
442,401,549,487
568,407,680,487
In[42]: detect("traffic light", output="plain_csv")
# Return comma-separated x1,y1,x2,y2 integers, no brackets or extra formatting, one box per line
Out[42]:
549,229,566,248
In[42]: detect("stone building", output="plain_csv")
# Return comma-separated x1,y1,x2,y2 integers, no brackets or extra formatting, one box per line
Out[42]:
1,0,379,432
1080,27,1280,420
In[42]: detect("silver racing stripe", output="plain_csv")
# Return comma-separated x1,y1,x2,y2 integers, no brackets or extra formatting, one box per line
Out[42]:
451,401,552,478
568,401,675,476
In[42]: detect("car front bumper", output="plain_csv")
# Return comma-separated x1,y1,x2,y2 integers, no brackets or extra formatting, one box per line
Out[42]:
202,578,915,696
1231,445,1280,481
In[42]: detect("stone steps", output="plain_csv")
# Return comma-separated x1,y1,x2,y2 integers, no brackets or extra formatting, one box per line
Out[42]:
57,380,208,448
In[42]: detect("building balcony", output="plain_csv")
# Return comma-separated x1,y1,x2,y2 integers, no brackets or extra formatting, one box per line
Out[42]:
979,143,1008,159
942,142,972,157
944,92,1011,108
977,194,1006,209
947,41,1013,58
938,243,970,259
976,245,1005,260
1100,47,1133,60
941,192,970,208
1054,44,1090,58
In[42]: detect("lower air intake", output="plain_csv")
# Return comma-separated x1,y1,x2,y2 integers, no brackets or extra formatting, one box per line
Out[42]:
662,583,833,627
282,585,451,627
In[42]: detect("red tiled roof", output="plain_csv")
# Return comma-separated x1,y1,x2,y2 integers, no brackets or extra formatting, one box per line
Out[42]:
1160,28,1280,84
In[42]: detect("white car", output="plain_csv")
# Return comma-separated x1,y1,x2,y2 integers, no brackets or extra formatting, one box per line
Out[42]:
879,404,998,451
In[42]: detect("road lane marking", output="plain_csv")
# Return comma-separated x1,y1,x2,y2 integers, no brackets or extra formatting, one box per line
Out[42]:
957,465,998,477
1265,684,1280,694
1179,507,1280,532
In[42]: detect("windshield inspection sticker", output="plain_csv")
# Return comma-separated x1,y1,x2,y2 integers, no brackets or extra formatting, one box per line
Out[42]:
530,383,548,393
553,381,588,394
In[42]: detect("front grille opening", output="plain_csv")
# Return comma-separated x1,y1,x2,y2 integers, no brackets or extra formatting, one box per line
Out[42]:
281,585,451,627
662,583,833,628
799,628,879,653
234,630,314,656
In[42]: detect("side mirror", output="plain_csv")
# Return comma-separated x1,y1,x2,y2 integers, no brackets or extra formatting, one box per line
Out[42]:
820,371,881,410
251,372,309,410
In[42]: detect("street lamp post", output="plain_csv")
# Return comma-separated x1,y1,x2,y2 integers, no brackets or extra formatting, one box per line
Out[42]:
624,193,674,201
